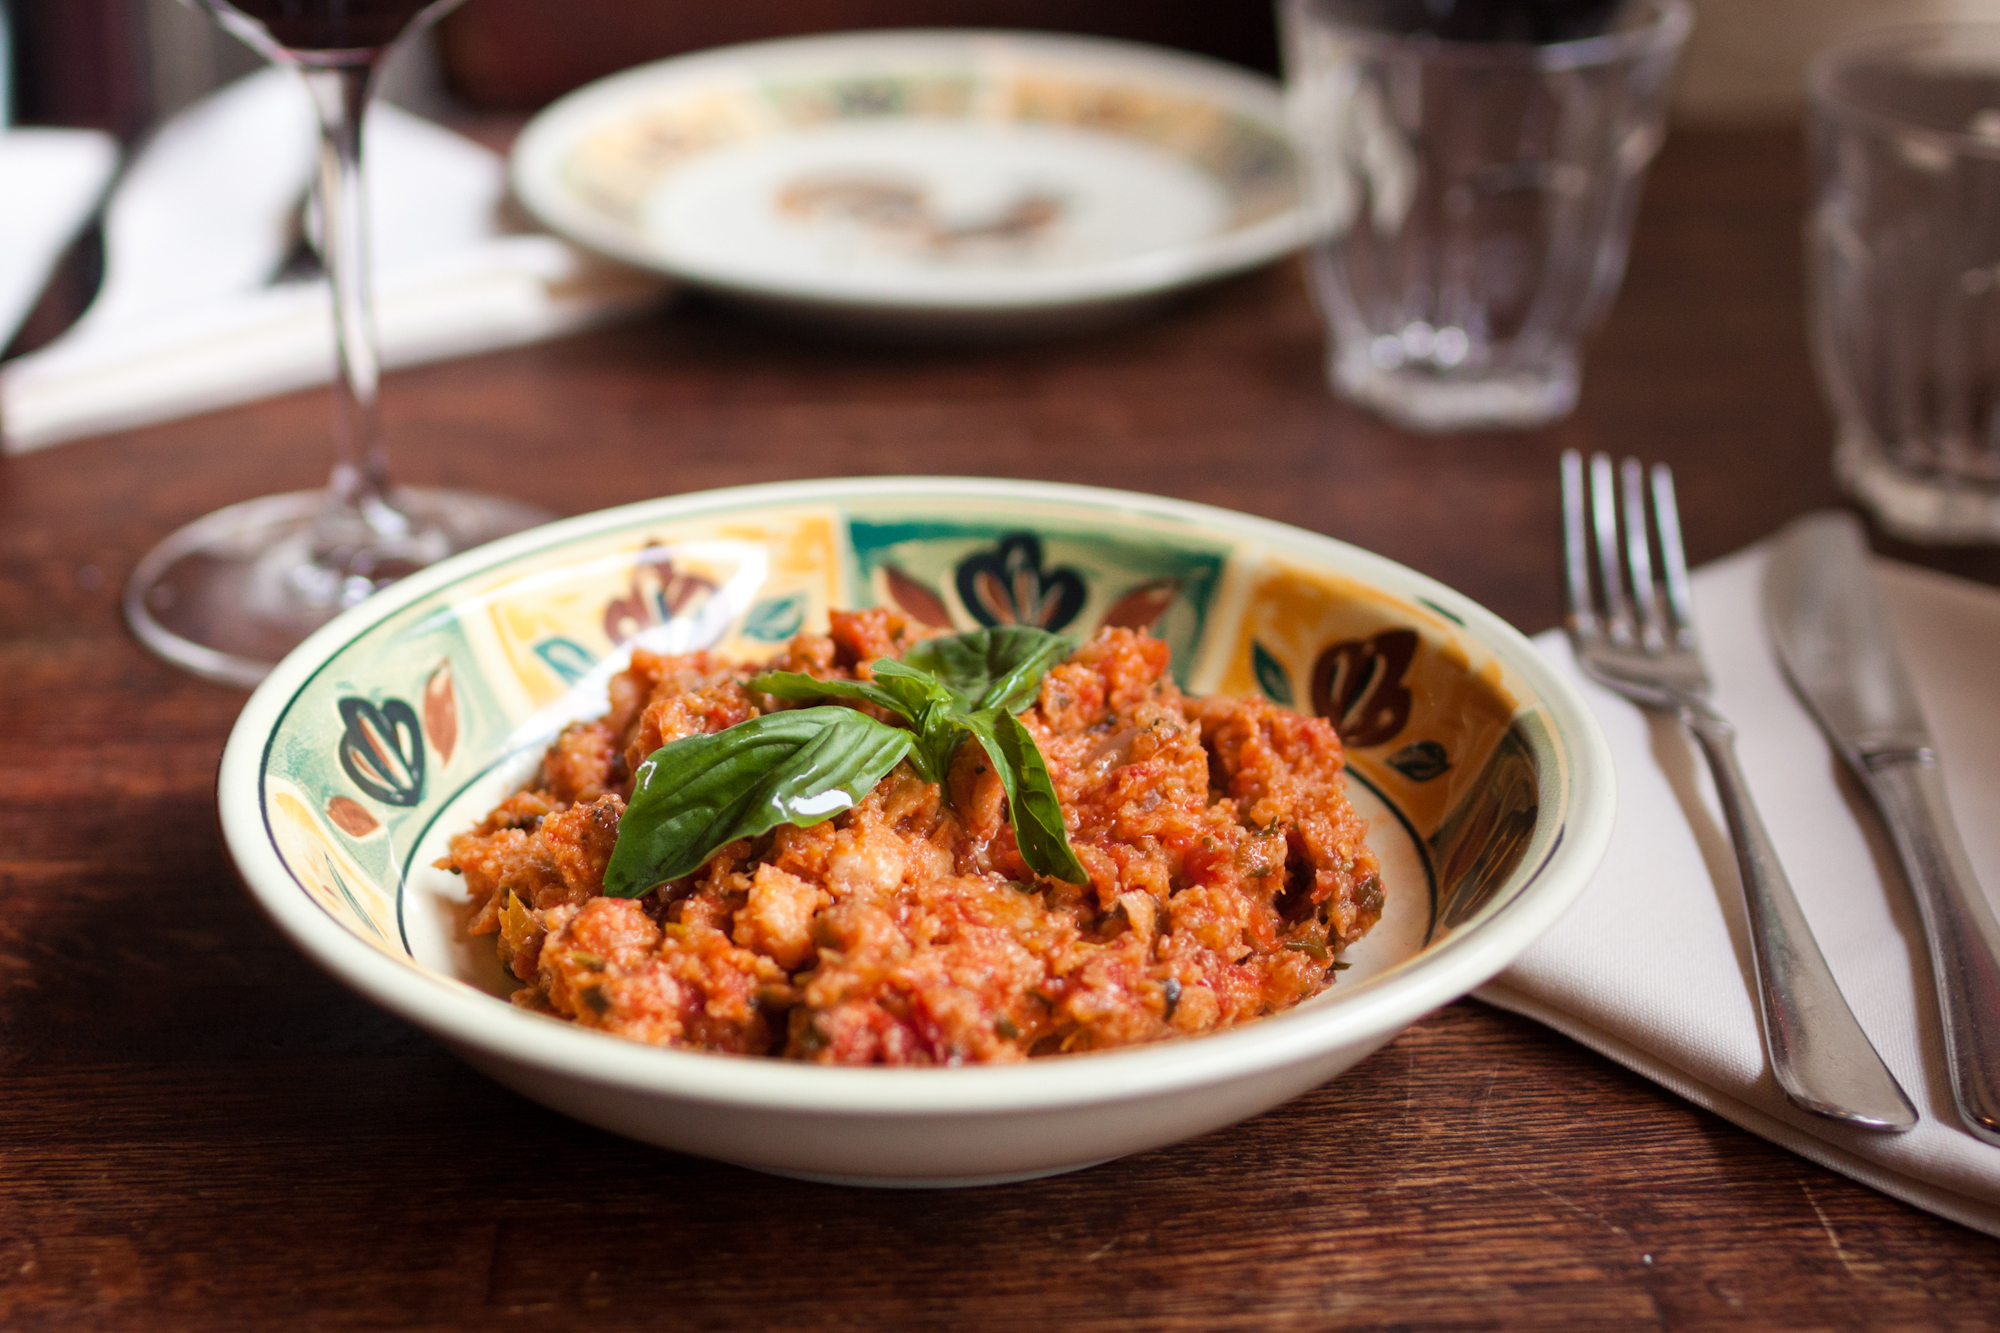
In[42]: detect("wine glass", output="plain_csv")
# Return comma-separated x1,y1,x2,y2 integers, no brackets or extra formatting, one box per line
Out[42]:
125,0,551,687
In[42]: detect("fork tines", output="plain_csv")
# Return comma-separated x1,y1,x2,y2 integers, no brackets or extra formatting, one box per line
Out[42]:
1561,449,1697,654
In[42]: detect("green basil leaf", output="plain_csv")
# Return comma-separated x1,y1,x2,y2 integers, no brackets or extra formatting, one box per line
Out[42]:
959,709,1089,885
602,708,913,897
746,670,913,721
902,627,1073,714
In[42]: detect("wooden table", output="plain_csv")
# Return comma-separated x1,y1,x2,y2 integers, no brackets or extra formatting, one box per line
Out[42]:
4,126,1997,1328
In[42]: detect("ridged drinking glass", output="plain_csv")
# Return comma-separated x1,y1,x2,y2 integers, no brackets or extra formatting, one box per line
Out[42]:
1809,23,2000,544
1279,0,1690,431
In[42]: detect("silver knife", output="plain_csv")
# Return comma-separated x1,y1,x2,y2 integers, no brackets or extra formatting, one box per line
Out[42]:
1766,511,2000,1147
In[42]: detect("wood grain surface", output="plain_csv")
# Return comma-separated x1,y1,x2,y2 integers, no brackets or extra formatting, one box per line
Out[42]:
3,127,1998,1330
435,0,1282,110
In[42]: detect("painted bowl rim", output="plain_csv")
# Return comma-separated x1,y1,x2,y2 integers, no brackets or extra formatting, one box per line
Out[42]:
507,28,1311,313
219,476,1614,1116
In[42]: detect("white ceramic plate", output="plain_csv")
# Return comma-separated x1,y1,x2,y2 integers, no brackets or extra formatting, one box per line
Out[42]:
509,31,1308,332
218,478,1615,1187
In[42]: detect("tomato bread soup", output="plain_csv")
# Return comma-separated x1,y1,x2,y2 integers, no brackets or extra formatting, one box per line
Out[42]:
443,609,1383,1065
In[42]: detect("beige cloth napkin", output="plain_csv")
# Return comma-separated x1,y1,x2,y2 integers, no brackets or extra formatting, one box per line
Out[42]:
1478,543,2000,1238
0,128,118,350
0,70,667,453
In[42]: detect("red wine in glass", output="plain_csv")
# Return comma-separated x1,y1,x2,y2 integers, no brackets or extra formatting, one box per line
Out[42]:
1316,0,1625,42
125,0,550,686
214,0,447,53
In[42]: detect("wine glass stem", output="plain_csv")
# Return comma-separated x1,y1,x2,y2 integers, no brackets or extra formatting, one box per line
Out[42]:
298,60,407,542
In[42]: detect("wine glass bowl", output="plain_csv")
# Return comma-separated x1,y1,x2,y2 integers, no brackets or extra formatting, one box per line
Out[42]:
126,0,551,687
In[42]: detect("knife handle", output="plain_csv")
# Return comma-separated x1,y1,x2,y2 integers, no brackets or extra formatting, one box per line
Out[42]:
1864,755,2000,1147
1682,707,1919,1130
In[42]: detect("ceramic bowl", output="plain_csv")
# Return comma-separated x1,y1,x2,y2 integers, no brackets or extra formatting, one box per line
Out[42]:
509,30,1308,334
218,478,1613,1186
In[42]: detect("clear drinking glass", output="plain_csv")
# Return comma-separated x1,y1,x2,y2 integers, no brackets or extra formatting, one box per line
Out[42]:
1278,0,1691,431
125,0,549,686
1809,24,2000,544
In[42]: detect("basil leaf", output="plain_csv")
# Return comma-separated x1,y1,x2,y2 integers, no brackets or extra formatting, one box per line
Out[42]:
746,670,912,721
903,627,1073,714
959,709,1089,885
603,708,913,897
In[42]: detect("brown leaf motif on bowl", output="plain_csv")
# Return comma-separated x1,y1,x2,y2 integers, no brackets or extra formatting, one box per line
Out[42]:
1311,628,1418,749
604,544,720,645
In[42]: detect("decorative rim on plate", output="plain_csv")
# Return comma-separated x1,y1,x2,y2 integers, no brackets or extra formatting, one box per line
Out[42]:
219,478,1614,1115
509,30,1309,313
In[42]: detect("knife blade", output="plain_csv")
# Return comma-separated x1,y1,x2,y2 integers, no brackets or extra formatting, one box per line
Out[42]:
1765,511,2000,1147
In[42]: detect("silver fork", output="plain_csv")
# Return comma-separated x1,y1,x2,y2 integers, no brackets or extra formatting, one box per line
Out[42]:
1562,450,1917,1132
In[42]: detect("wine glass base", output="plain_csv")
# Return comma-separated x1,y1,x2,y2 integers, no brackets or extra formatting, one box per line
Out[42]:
126,486,552,687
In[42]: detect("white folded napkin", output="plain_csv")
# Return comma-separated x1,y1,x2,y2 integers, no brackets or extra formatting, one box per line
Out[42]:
0,69,669,453
1479,543,2000,1237
0,128,119,350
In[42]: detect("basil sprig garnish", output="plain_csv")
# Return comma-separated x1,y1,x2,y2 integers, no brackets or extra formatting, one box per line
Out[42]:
603,627,1088,897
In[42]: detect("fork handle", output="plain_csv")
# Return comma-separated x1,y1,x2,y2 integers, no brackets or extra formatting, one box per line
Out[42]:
1681,705,1919,1131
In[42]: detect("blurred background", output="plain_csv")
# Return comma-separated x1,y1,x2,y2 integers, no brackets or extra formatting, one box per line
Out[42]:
5,0,1996,137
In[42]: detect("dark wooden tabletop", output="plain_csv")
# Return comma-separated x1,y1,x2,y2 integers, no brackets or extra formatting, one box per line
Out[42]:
3,125,1998,1330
